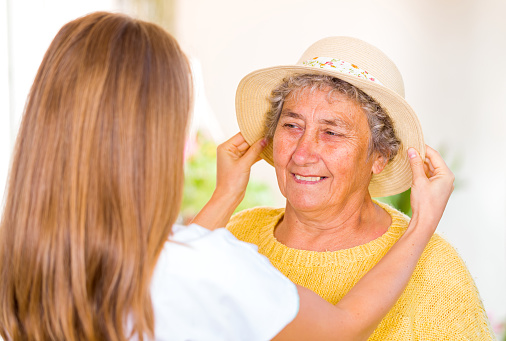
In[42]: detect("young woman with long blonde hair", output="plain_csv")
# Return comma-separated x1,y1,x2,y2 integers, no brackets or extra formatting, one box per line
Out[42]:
0,11,454,341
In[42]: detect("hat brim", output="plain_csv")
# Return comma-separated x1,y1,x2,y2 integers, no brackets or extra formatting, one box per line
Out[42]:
236,65,425,197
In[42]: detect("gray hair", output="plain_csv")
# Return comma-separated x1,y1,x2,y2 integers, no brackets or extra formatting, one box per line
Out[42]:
265,74,401,162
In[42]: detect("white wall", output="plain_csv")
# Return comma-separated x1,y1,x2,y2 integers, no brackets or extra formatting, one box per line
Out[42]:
0,0,11,206
176,0,506,334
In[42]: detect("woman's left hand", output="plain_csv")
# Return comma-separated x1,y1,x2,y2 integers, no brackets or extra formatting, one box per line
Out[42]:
215,132,268,203
408,145,455,232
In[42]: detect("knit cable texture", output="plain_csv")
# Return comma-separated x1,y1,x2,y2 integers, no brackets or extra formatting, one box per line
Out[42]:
226,201,496,340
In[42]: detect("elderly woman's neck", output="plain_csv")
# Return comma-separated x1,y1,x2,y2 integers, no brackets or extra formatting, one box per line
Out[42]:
274,197,392,252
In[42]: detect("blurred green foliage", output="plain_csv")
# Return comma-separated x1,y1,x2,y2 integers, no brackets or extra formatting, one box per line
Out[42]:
180,133,274,224
375,189,412,217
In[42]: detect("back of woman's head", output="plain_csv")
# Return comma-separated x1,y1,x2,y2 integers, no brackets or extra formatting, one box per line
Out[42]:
0,12,191,341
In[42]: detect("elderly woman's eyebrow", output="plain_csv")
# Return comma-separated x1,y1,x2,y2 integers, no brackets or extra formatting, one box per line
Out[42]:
280,111,304,119
280,111,353,129
319,117,353,129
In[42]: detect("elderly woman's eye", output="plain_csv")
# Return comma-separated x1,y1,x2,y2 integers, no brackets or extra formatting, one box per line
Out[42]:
283,123,298,129
326,130,341,136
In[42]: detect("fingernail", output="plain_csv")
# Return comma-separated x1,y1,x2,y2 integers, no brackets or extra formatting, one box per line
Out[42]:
407,148,417,159
260,138,269,147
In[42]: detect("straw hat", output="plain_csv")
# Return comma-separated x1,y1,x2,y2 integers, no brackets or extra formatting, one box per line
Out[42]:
235,36,424,197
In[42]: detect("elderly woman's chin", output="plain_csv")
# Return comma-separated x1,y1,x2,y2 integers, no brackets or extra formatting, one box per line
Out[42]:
276,177,332,212
285,194,328,213
279,182,362,214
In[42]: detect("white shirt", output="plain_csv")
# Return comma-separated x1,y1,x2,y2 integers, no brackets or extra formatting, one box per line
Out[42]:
150,224,299,341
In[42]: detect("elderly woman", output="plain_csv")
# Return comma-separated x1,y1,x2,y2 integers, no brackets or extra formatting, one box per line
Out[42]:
228,37,494,340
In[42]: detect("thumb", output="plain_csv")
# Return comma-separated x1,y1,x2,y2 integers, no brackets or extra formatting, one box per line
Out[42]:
407,147,425,183
241,138,269,167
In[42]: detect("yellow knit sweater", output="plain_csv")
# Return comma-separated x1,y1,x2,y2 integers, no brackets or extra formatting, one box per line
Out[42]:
226,202,495,340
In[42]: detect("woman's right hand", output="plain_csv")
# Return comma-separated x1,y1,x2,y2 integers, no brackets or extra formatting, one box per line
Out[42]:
192,133,267,230
214,132,268,204
407,145,455,231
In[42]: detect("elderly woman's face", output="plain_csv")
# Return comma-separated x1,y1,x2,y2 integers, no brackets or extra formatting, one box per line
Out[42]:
272,88,385,212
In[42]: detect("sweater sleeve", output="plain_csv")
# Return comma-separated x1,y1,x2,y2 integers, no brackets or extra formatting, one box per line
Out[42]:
412,234,495,340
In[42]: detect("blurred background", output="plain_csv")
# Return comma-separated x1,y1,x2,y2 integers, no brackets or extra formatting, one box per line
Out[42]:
1,0,505,338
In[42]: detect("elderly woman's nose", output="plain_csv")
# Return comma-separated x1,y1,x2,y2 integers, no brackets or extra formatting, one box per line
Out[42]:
292,133,319,165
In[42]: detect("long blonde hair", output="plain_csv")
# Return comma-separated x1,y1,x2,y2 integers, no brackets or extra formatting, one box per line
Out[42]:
0,12,191,340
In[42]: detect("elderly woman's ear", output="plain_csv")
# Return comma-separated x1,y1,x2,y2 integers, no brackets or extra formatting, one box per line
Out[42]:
372,154,389,175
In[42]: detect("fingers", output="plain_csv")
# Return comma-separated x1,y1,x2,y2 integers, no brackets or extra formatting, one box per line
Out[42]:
407,148,426,182
424,145,449,174
423,160,433,178
223,132,261,154
227,132,246,145
240,137,269,167
236,140,251,153
219,132,268,167
219,133,248,156
409,145,455,189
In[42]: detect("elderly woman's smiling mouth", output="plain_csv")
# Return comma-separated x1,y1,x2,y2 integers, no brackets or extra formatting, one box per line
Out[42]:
292,173,328,183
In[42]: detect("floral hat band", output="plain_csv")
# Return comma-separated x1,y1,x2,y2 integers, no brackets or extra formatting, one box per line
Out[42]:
302,57,384,85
